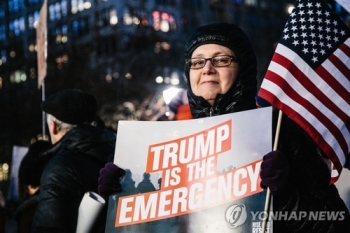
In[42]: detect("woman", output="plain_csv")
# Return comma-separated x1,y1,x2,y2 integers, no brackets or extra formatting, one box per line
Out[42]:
99,23,350,232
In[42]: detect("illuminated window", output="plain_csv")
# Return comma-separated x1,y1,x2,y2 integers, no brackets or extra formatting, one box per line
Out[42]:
152,11,176,32
71,0,91,14
49,1,68,22
245,0,257,6
28,11,39,29
9,17,25,36
72,17,90,37
8,0,23,13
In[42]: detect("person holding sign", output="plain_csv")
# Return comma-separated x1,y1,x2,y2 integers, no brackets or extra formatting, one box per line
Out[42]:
99,23,350,232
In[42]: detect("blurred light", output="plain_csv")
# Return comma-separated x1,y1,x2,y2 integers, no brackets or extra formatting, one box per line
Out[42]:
0,77,2,88
105,74,112,83
10,51,16,58
170,77,179,85
84,2,91,9
163,87,181,104
56,35,62,43
155,76,163,83
164,77,171,83
124,14,132,25
62,54,69,63
29,44,35,52
110,15,118,25
286,4,294,14
20,72,27,82
0,60,2,65
125,73,132,79
132,17,140,25
61,35,68,43
2,164,8,172
33,20,38,29
160,21,169,32
161,42,170,50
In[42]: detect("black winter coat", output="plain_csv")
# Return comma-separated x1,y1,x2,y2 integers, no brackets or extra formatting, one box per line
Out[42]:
32,125,116,233
273,112,350,232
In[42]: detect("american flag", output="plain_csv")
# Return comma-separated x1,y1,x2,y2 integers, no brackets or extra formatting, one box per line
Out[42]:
258,0,350,183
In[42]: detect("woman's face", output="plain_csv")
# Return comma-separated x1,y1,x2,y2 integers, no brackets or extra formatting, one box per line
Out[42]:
189,44,239,106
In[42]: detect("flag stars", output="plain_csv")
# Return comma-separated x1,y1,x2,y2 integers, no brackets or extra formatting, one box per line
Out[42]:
292,25,298,31
300,25,307,31
319,41,324,47
311,48,318,54
293,40,300,46
292,33,298,38
302,48,309,54
327,43,332,49
302,40,308,45
308,17,314,23
334,36,339,43
283,27,290,33
326,35,331,41
340,30,346,36
309,25,315,30
311,40,317,46
325,19,331,25
317,18,323,24
320,49,326,55
307,10,313,15
316,10,322,16
300,17,306,23
325,11,330,17
333,28,338,34
315,2,321,8
306,2,313,8
301,32,307,38
299,10,305,16
310,32,316,38
297,3,304,8
283,34,290,40
332,20,338,26
318,26,323,31
312,56,318,62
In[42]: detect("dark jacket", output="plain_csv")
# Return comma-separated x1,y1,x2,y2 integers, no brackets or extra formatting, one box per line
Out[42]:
273,113,350,232
32,124,116,233
14,191,40,233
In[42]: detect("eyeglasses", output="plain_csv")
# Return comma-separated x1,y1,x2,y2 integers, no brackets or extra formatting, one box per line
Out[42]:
186,55,238,69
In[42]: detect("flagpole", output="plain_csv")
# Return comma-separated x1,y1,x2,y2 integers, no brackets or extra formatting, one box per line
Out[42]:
42,79,46,139
262,109,283,233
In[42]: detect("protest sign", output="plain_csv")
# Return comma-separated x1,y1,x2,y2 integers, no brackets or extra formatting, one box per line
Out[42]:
106,107,272,232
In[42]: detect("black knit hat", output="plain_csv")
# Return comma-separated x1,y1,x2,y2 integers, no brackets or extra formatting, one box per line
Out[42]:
18,140,51,186
41,89,98,125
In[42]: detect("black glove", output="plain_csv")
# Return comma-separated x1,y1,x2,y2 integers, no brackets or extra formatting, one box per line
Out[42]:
98,162,125,198
260,151,290,195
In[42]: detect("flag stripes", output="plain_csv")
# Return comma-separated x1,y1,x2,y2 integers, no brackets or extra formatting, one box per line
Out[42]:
259,41,350,180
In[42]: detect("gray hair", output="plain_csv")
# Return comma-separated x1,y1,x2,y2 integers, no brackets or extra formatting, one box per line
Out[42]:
46,114,76,133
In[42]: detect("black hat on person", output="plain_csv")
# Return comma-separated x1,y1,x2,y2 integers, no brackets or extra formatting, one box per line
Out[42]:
18,140,52,186
41,89,98,125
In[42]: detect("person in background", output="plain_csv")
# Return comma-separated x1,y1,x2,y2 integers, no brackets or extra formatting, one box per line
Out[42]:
168,89,192,120
32,89,116,233
98,23,350,232
14,140,51,233
136,173,156,193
